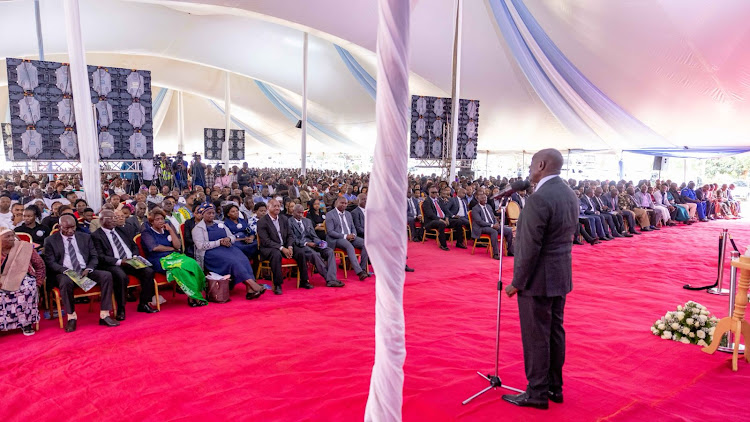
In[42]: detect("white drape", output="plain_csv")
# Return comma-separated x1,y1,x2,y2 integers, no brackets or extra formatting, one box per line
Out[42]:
364,0,410,420
177,90,184,152
63,0,100,211
222,71,231,168
153,89,174,138
301,32,308,176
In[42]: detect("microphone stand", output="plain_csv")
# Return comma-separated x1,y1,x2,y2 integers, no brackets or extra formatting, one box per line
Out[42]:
463,206,523,405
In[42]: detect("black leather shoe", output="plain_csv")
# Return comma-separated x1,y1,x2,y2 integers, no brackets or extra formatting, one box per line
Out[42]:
326,280,345,287
573,240,584,245
630,230,641,235
440,246,450,251
548,391,563,404
622,232,633,237
99,316,120,327
600,236,611,241
650,226,660,230
640,227,651,232
492,255,500,260
300,282,314,289
404,265,415,272
273,285,283,295
65,319,77,333
115,311,126,321
137,303,158,313
358,271,369,281
501,392,548,409
455,243,467,249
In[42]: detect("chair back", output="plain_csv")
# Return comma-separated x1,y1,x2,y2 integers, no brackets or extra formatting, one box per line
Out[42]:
50,228,59,235
180,223,186,252
506,201,520,222
467,210,474,231
15,232,32,242
303,209,309,218
134,234,146,256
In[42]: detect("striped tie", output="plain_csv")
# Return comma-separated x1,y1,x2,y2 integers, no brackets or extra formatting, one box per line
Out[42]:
67,238,83,273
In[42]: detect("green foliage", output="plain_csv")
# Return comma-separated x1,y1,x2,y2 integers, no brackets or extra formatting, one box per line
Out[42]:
704,155,750,179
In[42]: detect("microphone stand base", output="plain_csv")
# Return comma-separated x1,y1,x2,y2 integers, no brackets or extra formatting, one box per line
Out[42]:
462,371,524,405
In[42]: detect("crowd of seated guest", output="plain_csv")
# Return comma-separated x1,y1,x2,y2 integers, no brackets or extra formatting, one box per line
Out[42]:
0,162,743,338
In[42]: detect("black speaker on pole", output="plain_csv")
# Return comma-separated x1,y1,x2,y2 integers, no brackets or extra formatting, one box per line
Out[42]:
653,156,663,171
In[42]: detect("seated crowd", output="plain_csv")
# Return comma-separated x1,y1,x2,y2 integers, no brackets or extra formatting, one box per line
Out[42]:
0,162,742,338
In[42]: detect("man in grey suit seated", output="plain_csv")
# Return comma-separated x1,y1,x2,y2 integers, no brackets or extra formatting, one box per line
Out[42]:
350,193,367,239
471,192,513,259
326,197,370,281
289,204,344,287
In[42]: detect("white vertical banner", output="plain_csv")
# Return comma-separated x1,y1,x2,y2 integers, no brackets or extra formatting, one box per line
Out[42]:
222,71,231,168
177,90,185,152
448,0,463,184
364,0,410,420
301,32,309,176
63,0,101,212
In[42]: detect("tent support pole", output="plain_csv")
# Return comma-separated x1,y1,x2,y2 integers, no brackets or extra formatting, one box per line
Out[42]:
683,158,687,183
177,91,184,153
222,72,231,168
34,0,45,60
301,32,309,177
448,0,463,183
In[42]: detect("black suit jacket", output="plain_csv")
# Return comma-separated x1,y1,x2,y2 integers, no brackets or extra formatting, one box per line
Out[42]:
422,197,449,224
289,217,322,248
257,214,294,250
511,176,579,297
91,227,139,267
580,195,597,215
510,192,526,209
42,232,98,275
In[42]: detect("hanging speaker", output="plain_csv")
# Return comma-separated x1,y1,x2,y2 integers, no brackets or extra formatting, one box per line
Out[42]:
653,156,663,171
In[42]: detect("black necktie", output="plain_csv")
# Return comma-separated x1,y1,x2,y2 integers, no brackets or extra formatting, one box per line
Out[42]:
110,230,128,259
66,237,83,273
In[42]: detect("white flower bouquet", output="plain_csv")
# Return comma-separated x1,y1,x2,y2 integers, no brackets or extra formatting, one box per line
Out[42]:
651,301,719,346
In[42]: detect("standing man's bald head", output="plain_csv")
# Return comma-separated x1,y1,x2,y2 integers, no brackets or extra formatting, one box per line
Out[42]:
529,149,564,183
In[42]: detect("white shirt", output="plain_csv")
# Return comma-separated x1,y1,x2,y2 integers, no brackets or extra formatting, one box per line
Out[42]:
61,234,89,271
0,211,13,227
270,215,283,246
535,175,559,192
338,210,351,235
101,227,133,265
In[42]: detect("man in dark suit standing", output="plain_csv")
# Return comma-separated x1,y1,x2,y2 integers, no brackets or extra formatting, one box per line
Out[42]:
257,198,310,295
289,204,344,287
92,210,158,320
422,186,451,251
503,149,579,409
42,215,120,333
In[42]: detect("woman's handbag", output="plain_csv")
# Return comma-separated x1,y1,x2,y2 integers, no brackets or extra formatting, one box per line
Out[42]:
206,273,231,303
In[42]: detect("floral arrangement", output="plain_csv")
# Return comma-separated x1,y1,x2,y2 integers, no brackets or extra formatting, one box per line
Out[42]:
651,301,719,346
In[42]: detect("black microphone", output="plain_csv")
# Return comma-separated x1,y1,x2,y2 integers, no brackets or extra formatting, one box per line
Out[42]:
492,180,530,200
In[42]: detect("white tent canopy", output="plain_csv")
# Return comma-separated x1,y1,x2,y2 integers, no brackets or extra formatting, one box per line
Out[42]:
1,0,749,157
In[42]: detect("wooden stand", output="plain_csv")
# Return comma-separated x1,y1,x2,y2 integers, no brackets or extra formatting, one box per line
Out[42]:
702,255,750,371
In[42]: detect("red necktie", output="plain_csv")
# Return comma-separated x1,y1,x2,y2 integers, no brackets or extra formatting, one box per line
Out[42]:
434,199,444,218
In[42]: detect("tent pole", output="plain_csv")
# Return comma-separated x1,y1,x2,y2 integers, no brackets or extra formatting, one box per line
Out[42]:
63,0,101,211
301,32,309,177
222,72,231,169
34,0,45,60
683,158,687,183
177,91,184,153
448,0,463,184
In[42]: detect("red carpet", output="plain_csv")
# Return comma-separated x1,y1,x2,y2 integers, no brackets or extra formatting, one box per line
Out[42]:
3,219,750,421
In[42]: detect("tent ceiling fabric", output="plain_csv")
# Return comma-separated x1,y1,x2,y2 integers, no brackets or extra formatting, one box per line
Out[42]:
0,0,749,155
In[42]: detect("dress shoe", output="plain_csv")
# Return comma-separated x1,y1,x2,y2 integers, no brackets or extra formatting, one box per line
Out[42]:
439,246,450,251
326,280,345,287
99,316,120,327
358,271,369,281
640,227,651,232
65,319,77,333
300,282,314,289
667,221,677,226
126,292,138,302
273,285,283,295
612,233,624,238
600,236,611,241
137,303,158,313
501,392,548,410
573,240,584,245
547,391,563,403
404,265,415,272
492,255,500,260
650,225,660,230
455,243,467,249
115,311,126,321
622,232,633,237
588,239,601,245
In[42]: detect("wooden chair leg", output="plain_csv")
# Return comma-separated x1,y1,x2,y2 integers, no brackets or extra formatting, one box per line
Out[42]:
112,293,117,315
53,289,63,329
296,268,300,288
154,281,161,312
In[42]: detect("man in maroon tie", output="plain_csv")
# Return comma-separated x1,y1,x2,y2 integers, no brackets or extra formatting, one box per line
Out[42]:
422,187,450,251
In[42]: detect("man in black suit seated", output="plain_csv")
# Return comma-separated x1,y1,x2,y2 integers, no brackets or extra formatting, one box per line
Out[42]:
42,215,120,333
471,192,513,259
593,187,632,237
91,210,158,320
422,186,451,251
580,188,615,240
446,188,470,249
511,189,527,209
406,189,422,242
257,198,311,295
350,193,366,239
503,149,579,409
289,204,344,287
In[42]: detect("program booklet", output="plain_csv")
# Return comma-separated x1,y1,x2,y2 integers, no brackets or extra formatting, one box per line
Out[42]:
64,269,97,292
125,256,153,269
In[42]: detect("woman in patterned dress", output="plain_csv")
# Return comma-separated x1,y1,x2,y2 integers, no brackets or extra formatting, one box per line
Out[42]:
0,226,45,336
